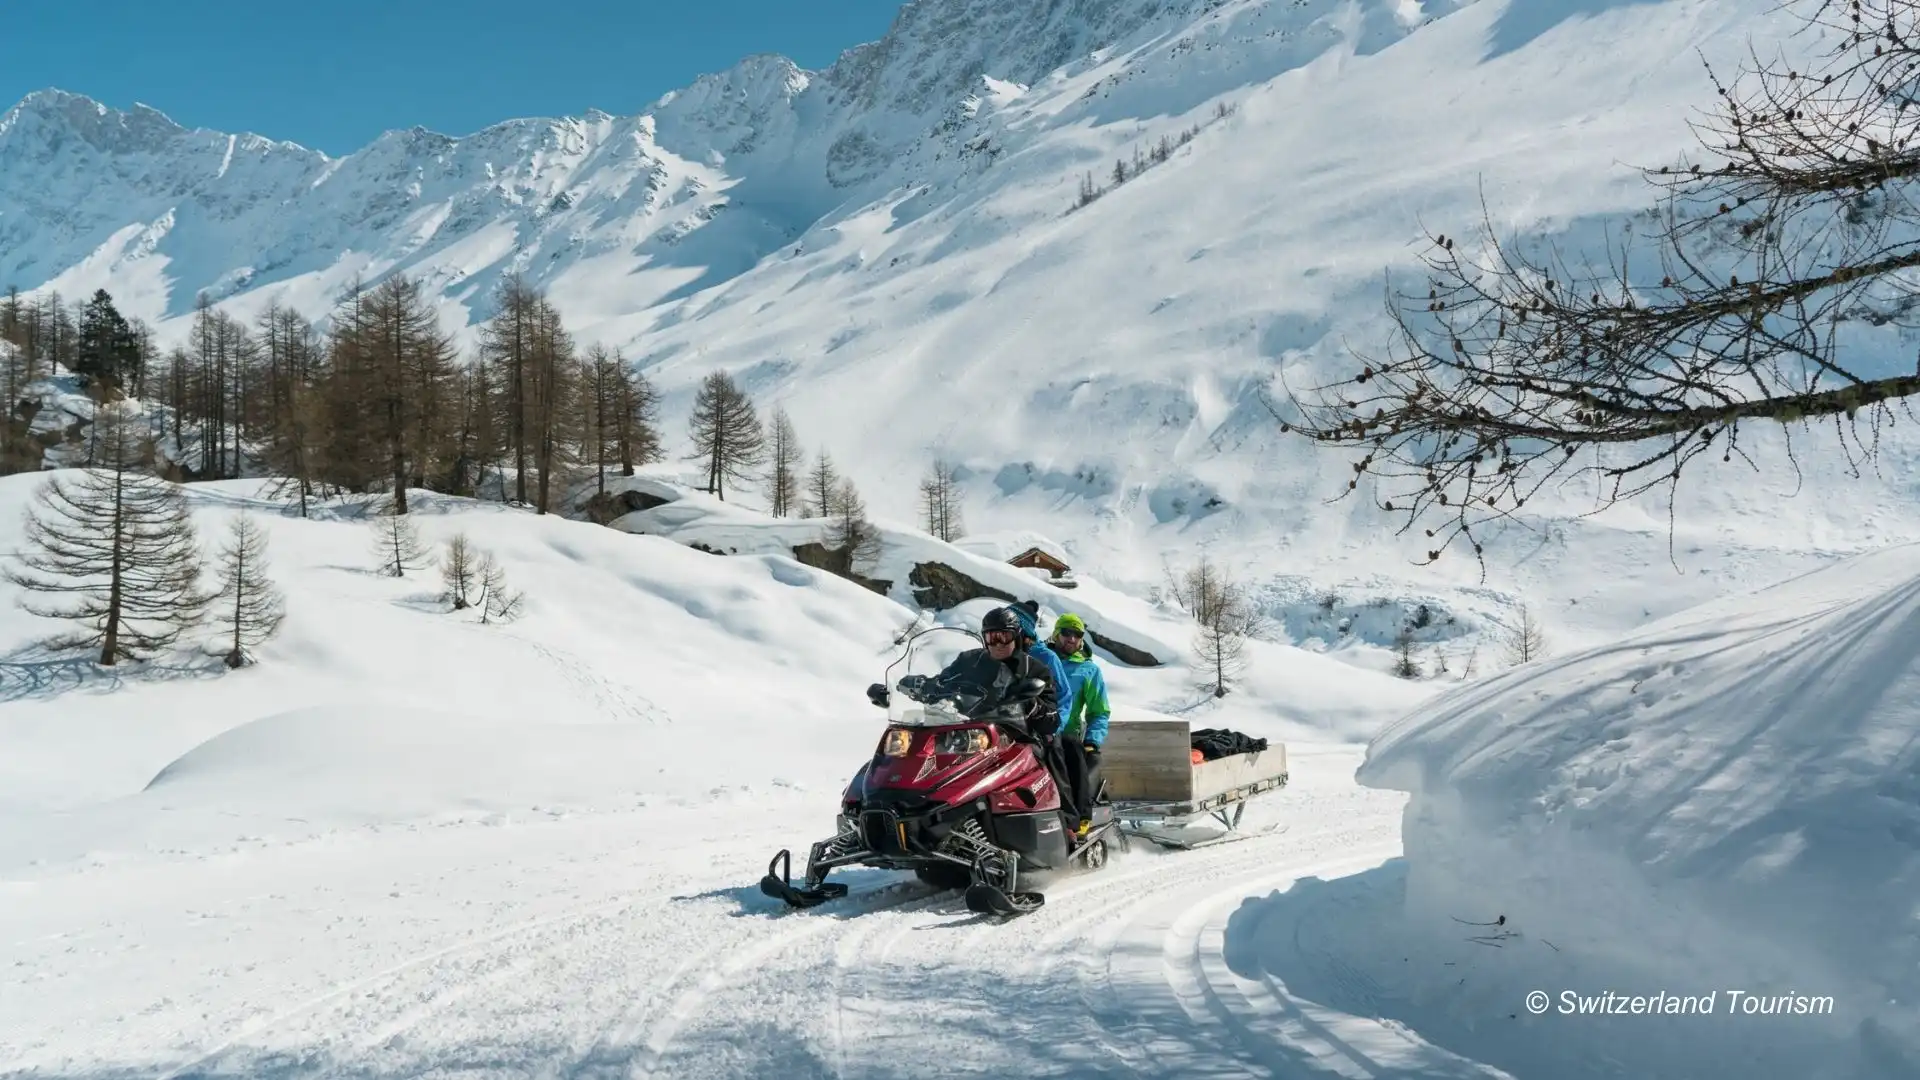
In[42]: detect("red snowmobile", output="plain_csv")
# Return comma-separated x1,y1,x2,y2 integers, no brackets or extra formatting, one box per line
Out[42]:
759,624,1120,917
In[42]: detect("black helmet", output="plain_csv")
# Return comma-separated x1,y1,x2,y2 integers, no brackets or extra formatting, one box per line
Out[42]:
980,606,1021,636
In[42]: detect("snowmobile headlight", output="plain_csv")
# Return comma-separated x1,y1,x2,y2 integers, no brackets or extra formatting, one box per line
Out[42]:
934,729,989,756
879,728,913,757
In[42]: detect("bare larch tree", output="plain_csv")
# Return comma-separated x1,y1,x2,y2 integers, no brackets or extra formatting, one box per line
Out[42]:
615,364,663,477
213,512,286,668
1173,555,1262,697
369,511,428,577
438,533,480,610
4,402,210,665
687,370,766,500
825,476,883,577
1500,604,1549,666
528,293,577,514
767,406,803,517
363,275,456,514
580,344,621,498
476,552,525,624
1283,0,1920,567
918,458,965,541
478,276,540,505
805,448,841,518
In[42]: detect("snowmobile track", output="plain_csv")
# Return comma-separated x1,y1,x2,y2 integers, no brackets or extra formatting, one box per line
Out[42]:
801,824,1348,1079
1087,845,1403,1079
622,879,952,1079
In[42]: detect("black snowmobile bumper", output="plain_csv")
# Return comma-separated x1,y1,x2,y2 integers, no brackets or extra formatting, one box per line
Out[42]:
760,848,849,908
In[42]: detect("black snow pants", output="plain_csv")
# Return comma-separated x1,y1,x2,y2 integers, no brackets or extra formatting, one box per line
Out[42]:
1055,733,1095,825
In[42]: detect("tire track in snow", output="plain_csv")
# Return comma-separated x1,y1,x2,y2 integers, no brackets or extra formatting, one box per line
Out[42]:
1164,851,1402,1078
813,830,1314,1078
1073,838,1401,1077
609,879,951,1080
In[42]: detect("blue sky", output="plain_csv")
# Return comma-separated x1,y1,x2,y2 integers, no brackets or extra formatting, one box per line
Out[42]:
0,0,907,155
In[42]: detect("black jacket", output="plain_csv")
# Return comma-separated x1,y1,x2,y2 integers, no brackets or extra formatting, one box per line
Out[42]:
922,647,1061,737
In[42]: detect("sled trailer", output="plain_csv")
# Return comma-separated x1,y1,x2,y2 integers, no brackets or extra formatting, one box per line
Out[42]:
1101,719,1288,849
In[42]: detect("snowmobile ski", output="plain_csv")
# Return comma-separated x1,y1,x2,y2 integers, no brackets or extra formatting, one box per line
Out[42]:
964,881,1044,917
760,849,848,908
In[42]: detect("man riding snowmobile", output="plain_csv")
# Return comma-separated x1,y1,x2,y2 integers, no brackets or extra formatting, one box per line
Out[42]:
888,605,1090,839
898,606,1060,738
759,606,1123,917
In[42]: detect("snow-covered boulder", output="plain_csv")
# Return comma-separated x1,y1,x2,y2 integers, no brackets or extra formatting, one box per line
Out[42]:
1355,545,1920,1077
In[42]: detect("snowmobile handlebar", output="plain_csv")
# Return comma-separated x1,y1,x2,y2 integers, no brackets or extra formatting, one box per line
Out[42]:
880,673,1047,722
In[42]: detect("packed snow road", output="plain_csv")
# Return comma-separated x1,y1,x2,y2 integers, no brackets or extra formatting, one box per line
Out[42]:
0,744,1452,1080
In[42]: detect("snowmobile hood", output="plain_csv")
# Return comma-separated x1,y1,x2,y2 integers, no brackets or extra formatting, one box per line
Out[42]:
854,722,1031,806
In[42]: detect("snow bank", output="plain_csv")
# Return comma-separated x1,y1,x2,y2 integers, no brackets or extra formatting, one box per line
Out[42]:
1342,544,1920,1077
142,705,714,818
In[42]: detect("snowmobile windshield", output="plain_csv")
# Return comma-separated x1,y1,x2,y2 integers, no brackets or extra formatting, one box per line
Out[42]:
884,624,1033,728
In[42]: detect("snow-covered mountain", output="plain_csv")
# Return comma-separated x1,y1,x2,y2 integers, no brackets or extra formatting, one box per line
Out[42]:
7,0,1917,655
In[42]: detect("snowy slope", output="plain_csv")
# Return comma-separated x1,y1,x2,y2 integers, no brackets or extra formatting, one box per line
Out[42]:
594,472,1436,735
1269,546,1920,1079
6,0,1909,669
0,473,1435,1076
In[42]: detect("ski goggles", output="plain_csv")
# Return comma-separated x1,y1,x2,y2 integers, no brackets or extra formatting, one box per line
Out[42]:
983,629,1017,645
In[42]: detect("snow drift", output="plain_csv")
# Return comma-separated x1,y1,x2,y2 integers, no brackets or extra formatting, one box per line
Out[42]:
1340,545,1920,1077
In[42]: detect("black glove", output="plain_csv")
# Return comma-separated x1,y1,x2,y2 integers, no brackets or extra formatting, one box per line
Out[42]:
1085,744,1101,760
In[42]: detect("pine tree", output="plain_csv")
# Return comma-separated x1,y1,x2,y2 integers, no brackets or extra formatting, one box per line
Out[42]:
213,512,285,668
3,402,210,665
686,370,766,500
73,289,139,393
767,406,803,517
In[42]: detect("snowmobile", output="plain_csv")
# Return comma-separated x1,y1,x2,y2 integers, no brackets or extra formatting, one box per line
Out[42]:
759,624,1121,918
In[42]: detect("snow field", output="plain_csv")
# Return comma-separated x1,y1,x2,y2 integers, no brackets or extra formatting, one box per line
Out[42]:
0,473,1430,1077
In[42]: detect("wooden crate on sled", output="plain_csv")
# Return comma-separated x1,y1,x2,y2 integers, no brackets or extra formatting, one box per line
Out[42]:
1097,718,1288,849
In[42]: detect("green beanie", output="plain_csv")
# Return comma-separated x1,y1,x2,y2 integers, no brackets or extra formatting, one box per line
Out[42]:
1053,612,1087,635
